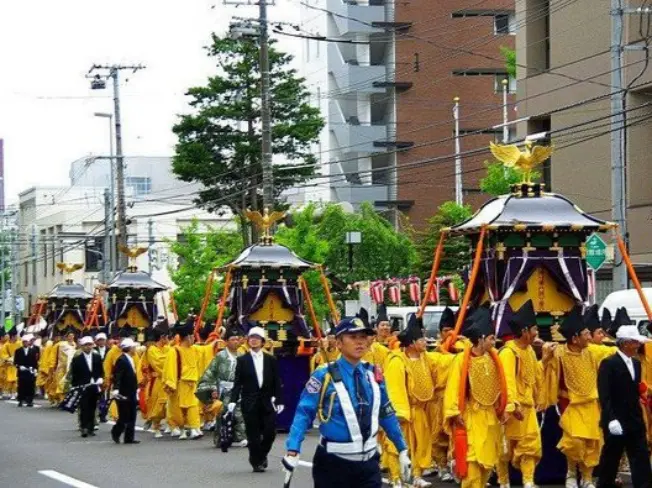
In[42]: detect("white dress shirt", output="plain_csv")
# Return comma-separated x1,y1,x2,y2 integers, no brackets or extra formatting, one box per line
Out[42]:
250,350,264,388
617,350,635,380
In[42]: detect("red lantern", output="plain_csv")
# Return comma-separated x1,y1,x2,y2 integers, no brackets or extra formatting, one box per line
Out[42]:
370,281,385,304
409,280,420,304
388,282,401,304
448,281,459,302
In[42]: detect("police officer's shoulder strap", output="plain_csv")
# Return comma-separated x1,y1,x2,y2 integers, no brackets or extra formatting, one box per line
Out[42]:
327,361,343,383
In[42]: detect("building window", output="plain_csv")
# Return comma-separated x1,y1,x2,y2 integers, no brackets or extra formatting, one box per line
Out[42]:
85,237,103,273
494,74,517,93
494,13,516,35
125,177,152,196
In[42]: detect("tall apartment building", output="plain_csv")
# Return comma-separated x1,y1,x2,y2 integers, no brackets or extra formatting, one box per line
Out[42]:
394,0,516,227
297,0,405,215
517,0,652,290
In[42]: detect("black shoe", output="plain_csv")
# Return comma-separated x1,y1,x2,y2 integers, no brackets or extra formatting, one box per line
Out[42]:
124,440,141,444
111,431,120,444
99,416,107,423
26,403,33,408
89,431,96,437
81,429,89,438
262,458,268,469
17,402,23,408
253,465,266,473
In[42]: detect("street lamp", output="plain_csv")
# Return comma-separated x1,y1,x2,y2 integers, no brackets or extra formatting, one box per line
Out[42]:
94,112,116,276
345,231,362,271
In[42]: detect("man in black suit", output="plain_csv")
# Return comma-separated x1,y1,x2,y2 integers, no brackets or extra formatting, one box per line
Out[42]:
110,338,140,445
228,327,283,472
14,334,39,407
70,336,104,437
597,325,652,488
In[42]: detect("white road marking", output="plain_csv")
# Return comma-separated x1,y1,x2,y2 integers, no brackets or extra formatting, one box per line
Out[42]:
38,470,99,488
106,420,144,432
5,400,42,408
296,460,391,484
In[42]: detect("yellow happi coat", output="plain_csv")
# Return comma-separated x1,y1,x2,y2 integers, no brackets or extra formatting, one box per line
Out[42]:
0,339,21,388
444,350,510,488
36,340,54,388
426,349,456,468
163,344,201,429
144,344,169,425
363,340,389,368
497,341,544,484
543,343,615,470
385,350,436,480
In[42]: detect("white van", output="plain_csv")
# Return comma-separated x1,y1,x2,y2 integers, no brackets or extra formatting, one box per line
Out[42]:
386,306,459,340
600,288,652,334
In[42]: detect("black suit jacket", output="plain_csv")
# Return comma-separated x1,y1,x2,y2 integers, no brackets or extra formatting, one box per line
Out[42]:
14,347,39,370
112,354,138,399
598,352,645,434
70,352,104,388
231,351,282,414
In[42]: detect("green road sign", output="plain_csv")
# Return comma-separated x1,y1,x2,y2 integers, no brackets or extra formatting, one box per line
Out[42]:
585,233,608,271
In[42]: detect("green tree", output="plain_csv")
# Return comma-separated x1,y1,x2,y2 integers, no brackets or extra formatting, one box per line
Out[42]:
168,219,243,319
417,201,473,280
172,35,325,246
501,46,516,78
480,160,541,196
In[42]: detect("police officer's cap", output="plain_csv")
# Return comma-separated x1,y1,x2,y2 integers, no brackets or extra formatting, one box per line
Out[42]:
334,317,375,337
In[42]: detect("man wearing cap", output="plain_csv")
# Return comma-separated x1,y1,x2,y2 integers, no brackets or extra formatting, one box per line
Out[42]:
0,327,21,400
14,334,39,407
284,317,410,487
496,300,544,488
163,322,203,440
94,331,109,361
444,309,511,488
110,338,140,444
228,326,282,472
70,336,104,437
198,325,247,448
542,306,616,488
596,326,652,488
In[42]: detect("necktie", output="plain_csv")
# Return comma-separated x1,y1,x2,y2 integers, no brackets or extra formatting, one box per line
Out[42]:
354,368,371,441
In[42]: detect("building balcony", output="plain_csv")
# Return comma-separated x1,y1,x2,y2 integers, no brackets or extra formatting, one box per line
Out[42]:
327,0,386,36
332,183,389,207
329,100,387,154
328,43,386,94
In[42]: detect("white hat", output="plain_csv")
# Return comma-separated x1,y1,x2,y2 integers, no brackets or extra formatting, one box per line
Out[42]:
79,336,94,346
21,334,33,342
120,338,136,350
95,333,107,341
616,325,651,343
248,327,266,340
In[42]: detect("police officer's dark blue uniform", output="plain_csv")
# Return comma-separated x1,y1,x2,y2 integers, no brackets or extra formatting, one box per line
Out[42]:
283,317,411,488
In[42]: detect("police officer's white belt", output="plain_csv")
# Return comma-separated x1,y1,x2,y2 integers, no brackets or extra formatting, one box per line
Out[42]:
219,381,234,390
320,436,378,455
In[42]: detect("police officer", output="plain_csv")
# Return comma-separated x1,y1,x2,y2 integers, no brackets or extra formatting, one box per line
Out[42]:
282,317,412,488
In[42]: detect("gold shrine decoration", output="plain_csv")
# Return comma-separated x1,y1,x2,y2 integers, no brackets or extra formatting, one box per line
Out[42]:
489,140,554,184
119,245,149,268
245,207,286,243
56,262,84,282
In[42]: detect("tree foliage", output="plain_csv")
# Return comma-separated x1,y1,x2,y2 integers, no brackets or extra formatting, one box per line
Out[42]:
416,201,473,280
172,35,325,246
167,220,243,319
501,46,516,79
480,160,542,196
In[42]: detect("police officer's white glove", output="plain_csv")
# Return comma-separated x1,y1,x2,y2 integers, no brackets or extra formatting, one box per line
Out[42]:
399,450,412,482
95,378,104,386
19,366,26,371
227,402,236,413
110,390,120,400
282,453,299,472
608,419,624,436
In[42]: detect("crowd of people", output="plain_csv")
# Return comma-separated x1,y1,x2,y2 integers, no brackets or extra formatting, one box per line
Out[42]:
1,302,652,488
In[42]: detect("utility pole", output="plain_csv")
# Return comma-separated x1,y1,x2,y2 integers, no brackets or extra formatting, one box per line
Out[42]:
11,226,18,329
453,97,463,205
1,218,5,328
87,63,145,269
226,0,275,208
103,188,111,284
148,218,154,274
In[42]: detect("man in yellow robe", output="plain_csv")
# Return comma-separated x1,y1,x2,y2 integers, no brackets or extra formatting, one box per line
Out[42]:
310,334,339,373
163,322,202,440
444,309,512,488
425,307,457,482
0,327,21,399
0,328,8,398
496,300,544,488
542,306,615,488
142,329,169,437
37,333,54,391
193,322,220,429
385,315,435,488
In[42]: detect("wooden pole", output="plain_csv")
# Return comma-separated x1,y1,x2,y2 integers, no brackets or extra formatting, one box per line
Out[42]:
299,276,322,340
195,270,216,339
615,231,652,320
418,230,448,318
443,226,488,352
169,292,179,323
318,266,340,325
214,267,233,338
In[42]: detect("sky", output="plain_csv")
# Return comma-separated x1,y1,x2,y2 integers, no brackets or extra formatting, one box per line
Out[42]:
0,0,302,205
